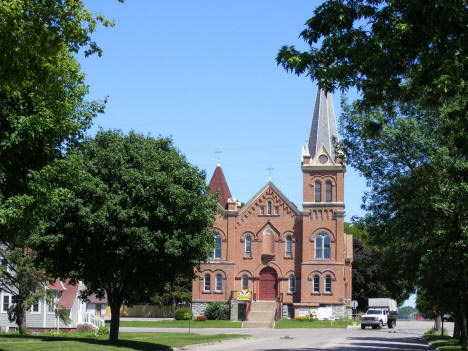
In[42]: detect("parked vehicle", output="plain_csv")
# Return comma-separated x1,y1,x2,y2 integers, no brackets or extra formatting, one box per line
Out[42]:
361,298,398,329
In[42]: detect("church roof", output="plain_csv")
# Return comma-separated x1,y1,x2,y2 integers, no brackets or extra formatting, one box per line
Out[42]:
239,180,300,217
308,89,338,159
207,163,232,209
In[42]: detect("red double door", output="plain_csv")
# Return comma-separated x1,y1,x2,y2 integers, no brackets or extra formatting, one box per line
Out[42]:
259,267,277,300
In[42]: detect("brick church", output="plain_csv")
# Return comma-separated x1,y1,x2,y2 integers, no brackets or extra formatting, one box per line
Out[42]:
192,90,353,321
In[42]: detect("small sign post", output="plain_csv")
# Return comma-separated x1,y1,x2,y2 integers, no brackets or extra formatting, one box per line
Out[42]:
351,300,358,326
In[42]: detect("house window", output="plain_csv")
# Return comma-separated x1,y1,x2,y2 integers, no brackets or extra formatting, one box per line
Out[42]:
244,235,252,258
313,275,320,293
209,233,222,259
204,274,211,292
274,206,279,215
215,274,222,292
267,201,272,215
260,206,265,215
2,294,11,313
48,301,55,314
325,275,332,293
31,300,40,313
315,181,322,202
241,274,248,289
289,275,296,293
315,232,331,259
326,181,332,202
285,235,292,257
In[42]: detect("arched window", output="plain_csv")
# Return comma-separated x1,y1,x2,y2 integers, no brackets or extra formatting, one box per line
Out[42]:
245,235,252,257
315,233,331,259
285,235,292,257
315,181,322,202
289,275,296,293
215,274,222,292
267,201,272,215
241,274,249,289
204,274,211,292
325,275,332,293
313,275,320,293
211,233,222,259
326,181,332,202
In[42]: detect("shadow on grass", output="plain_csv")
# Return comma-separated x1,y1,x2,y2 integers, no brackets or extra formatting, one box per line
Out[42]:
0,334,171,351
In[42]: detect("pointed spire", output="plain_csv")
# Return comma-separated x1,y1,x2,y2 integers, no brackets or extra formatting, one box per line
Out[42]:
308,89,338,159
207,163,232,209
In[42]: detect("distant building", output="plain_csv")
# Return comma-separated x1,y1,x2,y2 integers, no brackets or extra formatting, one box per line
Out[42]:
192,89,353,321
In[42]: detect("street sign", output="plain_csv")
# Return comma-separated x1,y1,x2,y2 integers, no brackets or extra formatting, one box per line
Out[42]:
351,300,358,309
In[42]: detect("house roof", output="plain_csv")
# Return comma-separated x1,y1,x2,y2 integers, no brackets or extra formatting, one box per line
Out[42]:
58,279,79,309
308,89,338,159
87,293,108,304
207,163,232,209
46,280,66,291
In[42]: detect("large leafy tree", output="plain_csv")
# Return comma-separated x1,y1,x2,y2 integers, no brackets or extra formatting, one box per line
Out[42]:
30,130,218,344
0,0,117,332
277,0,467,347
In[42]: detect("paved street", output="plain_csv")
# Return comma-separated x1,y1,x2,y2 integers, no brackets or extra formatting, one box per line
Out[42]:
121,320,452,351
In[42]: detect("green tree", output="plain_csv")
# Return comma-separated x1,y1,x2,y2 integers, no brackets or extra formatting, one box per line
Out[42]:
150,274,193,307
277,1,467,347
0,0,117,333
30,130,218,344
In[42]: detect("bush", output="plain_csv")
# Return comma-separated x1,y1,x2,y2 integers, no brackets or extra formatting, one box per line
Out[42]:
196,315,206,321
174,308,192,320
204,302,229,320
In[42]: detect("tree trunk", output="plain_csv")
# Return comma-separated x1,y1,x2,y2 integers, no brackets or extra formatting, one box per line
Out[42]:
17,308,27,335
435,313,442,332
108,294,123,344
459,303,468,351
454,320,460,339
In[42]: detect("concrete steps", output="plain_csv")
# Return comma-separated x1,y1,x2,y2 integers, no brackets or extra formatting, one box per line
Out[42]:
242,300,276,328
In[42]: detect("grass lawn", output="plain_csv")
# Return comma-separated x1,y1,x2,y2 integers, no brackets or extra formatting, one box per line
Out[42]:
113,320,242,328
0,332,249,351
275,318,355,328
424,334,462,350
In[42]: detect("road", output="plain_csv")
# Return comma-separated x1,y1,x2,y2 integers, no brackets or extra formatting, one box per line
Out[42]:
121,320,452,351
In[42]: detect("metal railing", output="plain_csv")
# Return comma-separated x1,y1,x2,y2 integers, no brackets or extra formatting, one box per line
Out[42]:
274,293,283,321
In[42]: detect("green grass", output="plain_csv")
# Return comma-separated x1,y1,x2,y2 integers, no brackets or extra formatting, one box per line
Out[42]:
112,320,242,328
424,334,462,350
275,318,355,328
0,332,249,351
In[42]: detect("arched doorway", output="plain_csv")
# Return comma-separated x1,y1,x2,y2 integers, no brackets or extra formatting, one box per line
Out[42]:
259,267,277,300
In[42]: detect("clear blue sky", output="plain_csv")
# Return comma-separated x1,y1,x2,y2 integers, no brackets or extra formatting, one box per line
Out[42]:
80,0,367,220
80,0,416,308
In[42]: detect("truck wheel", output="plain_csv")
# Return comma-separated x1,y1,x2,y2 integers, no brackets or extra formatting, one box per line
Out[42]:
378,321,383,329
372,325,377,329
361,325,365,329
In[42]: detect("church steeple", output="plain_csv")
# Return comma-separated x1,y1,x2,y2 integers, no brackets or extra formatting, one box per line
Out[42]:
307,89,338,160
207,163,232,209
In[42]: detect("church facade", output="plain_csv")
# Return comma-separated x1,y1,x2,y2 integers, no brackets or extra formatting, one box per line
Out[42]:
192,90,353,320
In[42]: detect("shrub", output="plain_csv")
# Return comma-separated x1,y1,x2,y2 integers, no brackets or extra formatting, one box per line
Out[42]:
196,315,207,321
175,308,192,320
204,302,229,320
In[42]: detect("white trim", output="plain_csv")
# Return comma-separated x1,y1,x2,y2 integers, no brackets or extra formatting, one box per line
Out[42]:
1,293,11,313
203,274,211,292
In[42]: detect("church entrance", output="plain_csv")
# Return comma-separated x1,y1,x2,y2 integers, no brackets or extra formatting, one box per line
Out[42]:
259,267,277,300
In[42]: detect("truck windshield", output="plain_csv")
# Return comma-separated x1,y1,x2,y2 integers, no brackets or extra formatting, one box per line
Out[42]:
366,310,382,315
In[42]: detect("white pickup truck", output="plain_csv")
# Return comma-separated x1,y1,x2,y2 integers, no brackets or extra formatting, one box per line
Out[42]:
361,298,398,329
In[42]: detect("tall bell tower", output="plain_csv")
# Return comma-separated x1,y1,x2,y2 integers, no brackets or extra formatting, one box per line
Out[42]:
299,89,351,309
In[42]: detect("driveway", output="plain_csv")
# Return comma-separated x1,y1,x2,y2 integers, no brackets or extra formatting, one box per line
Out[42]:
121,320,452,351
